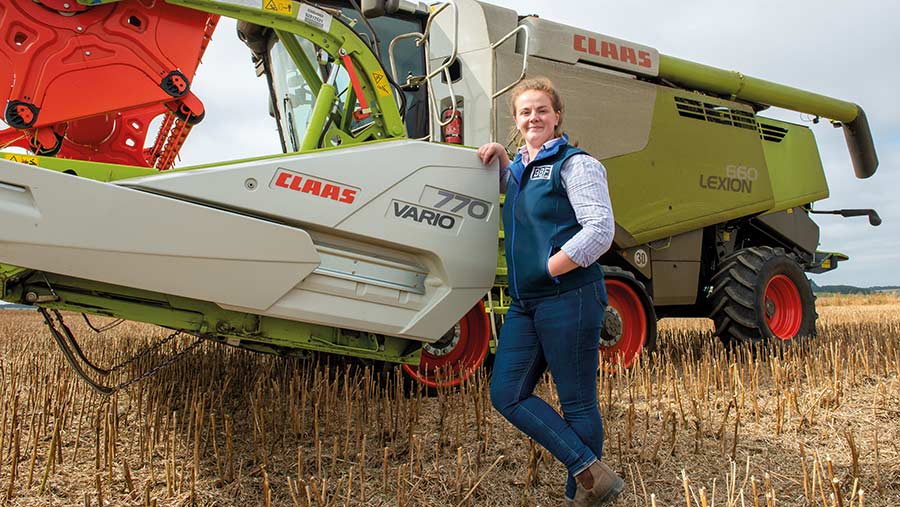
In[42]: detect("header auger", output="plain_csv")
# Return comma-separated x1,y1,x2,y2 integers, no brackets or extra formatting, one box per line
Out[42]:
0,0,880,392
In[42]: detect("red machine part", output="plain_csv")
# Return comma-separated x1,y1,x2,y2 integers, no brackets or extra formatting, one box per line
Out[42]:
763,274,803,339
402,303,491,389
32,0,89,15
600,279,648,369
441,107,462,144
340,54,372,121
0,0,218,168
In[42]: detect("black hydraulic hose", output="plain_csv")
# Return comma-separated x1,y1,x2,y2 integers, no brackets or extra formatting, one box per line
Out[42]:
348,0,381,59
41,308,114,395
384,58,408,122
263,53,290,154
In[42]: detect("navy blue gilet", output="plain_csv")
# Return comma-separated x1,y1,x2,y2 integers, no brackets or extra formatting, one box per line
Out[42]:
503,142,605,299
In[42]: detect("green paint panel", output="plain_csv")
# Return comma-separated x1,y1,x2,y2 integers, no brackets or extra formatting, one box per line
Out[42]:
603,89,774,245
302,82,338,151
0,265,28,302
169,0,405,140
0,153,157,181
3,136,404,184
46,290,206,331
0,264,28,281
757,118,829,212
658,55,860,123
10,274,421,365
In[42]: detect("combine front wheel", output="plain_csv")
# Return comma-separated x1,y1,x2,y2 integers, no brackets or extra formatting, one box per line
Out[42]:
710,246,816,344
402,303,491,389
600,269,657,369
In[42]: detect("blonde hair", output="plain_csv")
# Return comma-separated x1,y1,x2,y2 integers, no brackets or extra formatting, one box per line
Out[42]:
507,76,565,146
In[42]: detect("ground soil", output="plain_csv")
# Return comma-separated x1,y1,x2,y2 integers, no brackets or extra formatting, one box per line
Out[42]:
0,294,897,506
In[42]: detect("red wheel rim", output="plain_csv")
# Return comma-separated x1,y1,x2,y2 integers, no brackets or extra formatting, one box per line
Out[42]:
402,303,491,388
600,279,647,369
763,274,802,339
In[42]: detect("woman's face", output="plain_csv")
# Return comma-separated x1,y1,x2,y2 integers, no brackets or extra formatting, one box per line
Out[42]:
514,90,560,149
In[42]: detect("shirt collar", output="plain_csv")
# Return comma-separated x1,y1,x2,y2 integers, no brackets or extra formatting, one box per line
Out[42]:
517,135,568,165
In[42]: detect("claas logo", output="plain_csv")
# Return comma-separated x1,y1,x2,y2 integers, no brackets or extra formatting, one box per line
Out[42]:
573,34,653,69
271,169,358,204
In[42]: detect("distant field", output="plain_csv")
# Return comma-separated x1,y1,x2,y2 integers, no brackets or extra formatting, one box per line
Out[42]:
0,294,897,506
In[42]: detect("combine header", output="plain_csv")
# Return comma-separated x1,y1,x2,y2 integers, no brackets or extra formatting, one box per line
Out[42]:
0,0,879,392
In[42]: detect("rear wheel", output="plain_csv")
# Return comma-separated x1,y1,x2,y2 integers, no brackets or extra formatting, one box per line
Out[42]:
402,303,491,389
710,246,816,344
600,268,657,369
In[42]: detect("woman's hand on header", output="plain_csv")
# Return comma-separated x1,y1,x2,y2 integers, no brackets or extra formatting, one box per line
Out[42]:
477,143,511,170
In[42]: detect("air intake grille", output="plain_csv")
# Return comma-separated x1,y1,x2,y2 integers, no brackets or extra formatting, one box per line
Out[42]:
674,96,788,143
758,122,788,143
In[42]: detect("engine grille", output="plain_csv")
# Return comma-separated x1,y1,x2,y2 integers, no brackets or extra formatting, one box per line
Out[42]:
674,96,788,143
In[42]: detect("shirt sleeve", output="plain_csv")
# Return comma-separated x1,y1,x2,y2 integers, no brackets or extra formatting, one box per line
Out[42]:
559,154,615,267
499,164,510,193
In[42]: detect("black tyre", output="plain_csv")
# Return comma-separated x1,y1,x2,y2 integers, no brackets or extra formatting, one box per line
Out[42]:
710,246,816,344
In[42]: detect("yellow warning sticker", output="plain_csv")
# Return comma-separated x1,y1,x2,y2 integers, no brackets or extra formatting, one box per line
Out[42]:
1,153,38,166
262,0,293,16
371,70,391,97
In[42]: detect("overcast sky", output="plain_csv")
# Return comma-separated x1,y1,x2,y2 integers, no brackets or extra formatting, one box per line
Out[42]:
179,0,898,287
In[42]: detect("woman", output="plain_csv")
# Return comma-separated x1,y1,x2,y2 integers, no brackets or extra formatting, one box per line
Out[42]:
478,77,623,506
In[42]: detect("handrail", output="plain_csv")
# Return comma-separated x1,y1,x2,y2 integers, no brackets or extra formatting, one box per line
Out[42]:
420,1,459,82
428,66,458,128
388,31,424,85
387,1,459,87
388,1,461,137
491,24,530,99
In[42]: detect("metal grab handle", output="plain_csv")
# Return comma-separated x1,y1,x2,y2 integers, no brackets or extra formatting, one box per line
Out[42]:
420,1,461,135
387,0,458,86
388,31,424,85
428,66,458,128
388,33,458,134
491,24,530,99
421,1,459,82
387,1,459,136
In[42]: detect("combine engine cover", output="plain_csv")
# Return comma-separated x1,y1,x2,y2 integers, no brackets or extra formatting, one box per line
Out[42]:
519,17,660,78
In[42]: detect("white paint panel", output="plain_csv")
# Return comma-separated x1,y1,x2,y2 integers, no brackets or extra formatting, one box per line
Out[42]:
0,159,318,311
120,140,500,341
520,17,659,77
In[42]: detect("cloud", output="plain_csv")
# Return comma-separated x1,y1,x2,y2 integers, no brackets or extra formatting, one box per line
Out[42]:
177,18,281,166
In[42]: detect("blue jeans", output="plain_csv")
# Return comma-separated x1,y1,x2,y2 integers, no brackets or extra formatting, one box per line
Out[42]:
490,280,607,499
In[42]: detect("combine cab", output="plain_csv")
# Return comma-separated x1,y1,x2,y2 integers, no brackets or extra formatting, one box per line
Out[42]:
0,0,879,392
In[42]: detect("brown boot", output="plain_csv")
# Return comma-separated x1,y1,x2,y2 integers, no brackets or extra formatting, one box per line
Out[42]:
572,460,624,506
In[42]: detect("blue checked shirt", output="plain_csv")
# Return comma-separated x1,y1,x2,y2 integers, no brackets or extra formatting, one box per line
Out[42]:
499,137,614,268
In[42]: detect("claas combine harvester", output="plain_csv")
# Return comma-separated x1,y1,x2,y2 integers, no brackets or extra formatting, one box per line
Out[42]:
0,0,880,393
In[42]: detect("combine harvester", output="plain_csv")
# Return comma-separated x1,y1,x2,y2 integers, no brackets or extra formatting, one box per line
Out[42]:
0,0,880,392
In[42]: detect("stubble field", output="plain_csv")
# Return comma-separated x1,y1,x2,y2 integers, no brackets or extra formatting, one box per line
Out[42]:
0,294,898,506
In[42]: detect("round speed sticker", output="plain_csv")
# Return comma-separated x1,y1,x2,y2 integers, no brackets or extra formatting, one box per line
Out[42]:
634,249,648,268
